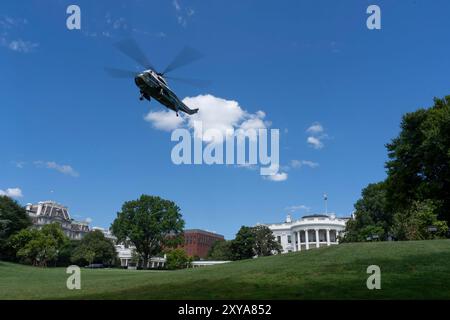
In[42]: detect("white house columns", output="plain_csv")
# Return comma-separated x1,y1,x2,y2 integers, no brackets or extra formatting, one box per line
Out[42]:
315,229,320,248
305,229,310,250
264,214,349,253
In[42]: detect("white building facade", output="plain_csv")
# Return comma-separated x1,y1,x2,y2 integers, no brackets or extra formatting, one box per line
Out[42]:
92,227,166,268
262,213,349,253
26,201,90,240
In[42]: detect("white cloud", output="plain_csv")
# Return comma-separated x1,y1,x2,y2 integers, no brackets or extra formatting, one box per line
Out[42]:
0,16,28,29
306,123,323,134
173,0,181,11
89,13,166,39
240,111,270,131
184,95,244,142
7,39,38,53
147,94,276,178
147,94,271,143
307,136,324,149
301,160,319,168
265,172,288,182
290,160,302,168
183,94,269,143
0,187,23,198
306,122,328,150
0,16,38,53
144,110,184,131
12,161,25,168
290,159,319,168
34,161,79,177
173,0,195,27
286,204,310,213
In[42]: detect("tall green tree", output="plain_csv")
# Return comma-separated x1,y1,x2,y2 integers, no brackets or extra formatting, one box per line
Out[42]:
111,195,184,269
9,223,68,267
252,225,282,256
343,182,391,242
385,96,450,224
0,196,31,259
229,225,281,260
71,230,117,266
231,226,255,260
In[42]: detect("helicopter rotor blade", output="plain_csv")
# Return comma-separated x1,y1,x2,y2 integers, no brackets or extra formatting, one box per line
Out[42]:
104,67,139,78
162,46,203,75
165,75,211,88
114,38,155,71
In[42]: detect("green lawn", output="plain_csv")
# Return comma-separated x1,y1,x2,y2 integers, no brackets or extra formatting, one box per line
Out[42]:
1,240,450,299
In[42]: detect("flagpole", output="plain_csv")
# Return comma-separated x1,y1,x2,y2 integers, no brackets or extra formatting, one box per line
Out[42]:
324,193,328,215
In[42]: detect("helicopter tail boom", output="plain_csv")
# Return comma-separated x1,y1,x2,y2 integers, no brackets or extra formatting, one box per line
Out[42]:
182,106,199,115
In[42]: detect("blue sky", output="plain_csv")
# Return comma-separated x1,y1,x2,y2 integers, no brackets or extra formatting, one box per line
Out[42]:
1,0,449,239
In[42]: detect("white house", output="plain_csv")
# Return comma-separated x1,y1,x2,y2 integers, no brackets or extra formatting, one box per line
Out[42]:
261,213,350,253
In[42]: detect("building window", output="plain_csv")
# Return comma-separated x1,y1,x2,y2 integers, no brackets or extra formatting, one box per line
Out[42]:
287,235,292,243
277,236,281,243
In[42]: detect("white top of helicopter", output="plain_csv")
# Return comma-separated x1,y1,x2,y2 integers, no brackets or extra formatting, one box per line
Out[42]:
144,69,169,87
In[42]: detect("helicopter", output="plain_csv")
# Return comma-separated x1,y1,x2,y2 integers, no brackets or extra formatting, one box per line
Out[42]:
105,38,208,116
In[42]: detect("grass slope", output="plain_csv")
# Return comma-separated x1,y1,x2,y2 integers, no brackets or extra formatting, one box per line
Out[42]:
1,240,450,299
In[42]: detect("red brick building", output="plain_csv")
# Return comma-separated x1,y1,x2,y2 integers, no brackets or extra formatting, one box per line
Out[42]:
183,229,225,258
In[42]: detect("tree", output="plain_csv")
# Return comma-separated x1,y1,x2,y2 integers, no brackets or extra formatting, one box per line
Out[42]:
207,240,233,260
344,95,450,243
385,96,450,224
230,226,255,260
228,225,281,260
111,195,185,269
41,223,68,249
0,196,31,259
71,230,117,266
56,240,79,267
8,228,37,261
165,248,191,270
390,200,448,240
10,223,68,267
343,182,391,242
252,225,282,256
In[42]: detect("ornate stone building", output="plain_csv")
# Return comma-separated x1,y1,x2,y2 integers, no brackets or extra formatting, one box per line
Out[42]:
26,201,90,240
262,213,350,253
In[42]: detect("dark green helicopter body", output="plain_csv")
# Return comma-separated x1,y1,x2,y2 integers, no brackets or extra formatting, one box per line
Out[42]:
106,38,206,116
134,69,198,115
